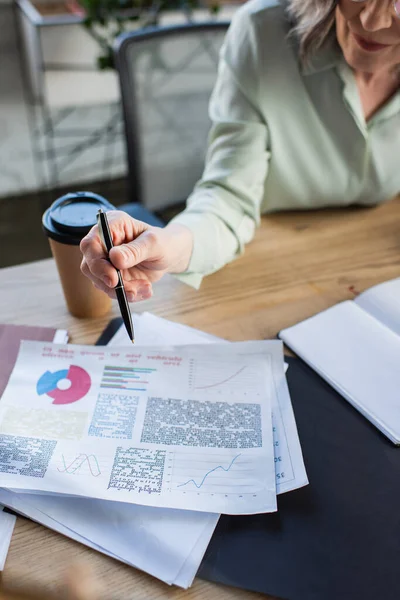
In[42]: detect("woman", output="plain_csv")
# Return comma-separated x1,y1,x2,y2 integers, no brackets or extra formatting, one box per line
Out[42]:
80,0,400,299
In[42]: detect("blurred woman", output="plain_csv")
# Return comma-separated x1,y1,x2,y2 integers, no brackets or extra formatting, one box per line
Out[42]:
81,0,400,298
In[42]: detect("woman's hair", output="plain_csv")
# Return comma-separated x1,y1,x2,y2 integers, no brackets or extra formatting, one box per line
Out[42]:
286,0,337,64
287,0,400,75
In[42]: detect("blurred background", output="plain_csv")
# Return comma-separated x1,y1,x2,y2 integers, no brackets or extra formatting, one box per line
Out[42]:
0,0,242,267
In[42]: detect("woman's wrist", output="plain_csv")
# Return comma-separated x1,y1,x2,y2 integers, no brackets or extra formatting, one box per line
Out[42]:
163,223,194,274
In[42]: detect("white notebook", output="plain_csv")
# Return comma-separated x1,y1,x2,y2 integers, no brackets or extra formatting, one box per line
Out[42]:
279,278,400,445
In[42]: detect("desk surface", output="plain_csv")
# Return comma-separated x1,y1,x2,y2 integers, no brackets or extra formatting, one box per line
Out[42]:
1,198,399,599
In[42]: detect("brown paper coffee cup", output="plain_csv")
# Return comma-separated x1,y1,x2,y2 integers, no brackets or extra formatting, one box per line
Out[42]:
42,192,115,319
49,238,111,318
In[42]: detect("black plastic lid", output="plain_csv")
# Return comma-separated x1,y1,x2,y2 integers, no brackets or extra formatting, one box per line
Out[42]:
42,192,115,245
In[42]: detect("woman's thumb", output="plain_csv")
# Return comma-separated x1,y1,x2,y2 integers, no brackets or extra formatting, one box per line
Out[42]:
109,239,148,270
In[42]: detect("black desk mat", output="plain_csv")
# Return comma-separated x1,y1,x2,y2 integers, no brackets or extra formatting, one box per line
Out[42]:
198,356,400,600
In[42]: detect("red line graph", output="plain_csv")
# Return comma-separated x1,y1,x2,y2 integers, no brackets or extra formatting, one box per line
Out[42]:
58,454,101,477
194,366,247,390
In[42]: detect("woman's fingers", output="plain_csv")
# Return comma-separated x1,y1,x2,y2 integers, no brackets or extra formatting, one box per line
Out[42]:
80,212,170,301
80,229,119,288
105,210,150,246
80,259,116,298
80,259,153,302
80,215,160,286
109,229,161,271
124,280,153,301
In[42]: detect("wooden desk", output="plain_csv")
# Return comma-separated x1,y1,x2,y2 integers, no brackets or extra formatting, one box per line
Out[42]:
1,198,399,598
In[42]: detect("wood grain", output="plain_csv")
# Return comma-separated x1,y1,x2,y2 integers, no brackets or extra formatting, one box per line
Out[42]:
1,197,399,598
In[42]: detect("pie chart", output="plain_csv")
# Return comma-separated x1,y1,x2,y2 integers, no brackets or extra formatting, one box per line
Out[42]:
36,365,91,405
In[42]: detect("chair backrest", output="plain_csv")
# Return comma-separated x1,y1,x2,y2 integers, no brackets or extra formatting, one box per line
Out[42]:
114,22,229,211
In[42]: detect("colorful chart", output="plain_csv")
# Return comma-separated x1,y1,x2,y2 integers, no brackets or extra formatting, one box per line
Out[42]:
36,365,91,405
100,365,156,392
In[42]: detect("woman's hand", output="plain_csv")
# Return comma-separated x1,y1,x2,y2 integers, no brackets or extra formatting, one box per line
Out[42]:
80,210,193,302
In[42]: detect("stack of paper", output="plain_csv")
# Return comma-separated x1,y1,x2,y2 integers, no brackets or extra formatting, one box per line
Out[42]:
0,313,307,586
0,506,16,571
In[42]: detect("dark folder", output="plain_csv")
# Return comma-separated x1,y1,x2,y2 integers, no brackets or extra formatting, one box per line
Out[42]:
198,356,400,600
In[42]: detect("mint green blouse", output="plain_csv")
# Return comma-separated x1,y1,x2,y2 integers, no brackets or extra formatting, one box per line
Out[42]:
172,0,400,288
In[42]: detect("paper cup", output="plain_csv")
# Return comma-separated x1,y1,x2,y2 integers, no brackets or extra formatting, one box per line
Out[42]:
42,191,115,318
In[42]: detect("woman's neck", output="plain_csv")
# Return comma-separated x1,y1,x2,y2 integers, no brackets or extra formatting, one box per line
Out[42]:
353,68,399,120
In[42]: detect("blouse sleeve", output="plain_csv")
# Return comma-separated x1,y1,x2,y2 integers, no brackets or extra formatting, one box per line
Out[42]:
171,7,270,288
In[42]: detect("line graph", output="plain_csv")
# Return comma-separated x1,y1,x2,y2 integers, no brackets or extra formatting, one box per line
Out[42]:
169,452,261,495
193,368,246,390
58,453,101,477
188,359,262,397
177,454,241,489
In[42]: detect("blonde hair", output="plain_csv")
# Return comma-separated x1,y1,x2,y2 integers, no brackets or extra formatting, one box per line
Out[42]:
286,0,337,63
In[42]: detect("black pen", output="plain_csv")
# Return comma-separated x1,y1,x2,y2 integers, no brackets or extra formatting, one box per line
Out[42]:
97,209,135,343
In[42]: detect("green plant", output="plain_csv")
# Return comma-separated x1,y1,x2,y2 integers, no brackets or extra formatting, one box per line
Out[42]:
77,0,220,69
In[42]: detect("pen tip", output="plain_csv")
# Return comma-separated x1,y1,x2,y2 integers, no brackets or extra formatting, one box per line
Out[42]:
132,338,135,344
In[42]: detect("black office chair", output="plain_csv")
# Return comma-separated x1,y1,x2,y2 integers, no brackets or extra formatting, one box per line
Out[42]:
113,22,229,226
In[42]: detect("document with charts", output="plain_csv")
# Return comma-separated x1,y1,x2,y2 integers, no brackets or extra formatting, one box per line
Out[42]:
109,312,308,495
0,340,280,515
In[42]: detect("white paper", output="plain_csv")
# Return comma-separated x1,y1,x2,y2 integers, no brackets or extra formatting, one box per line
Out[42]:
355,277,400,337
110,313,308,495
0,315,306,588
280,301,400,445
0,490,128,567
0,319,221,588
0,340,278,515
109,314,222,347
0,489,208,589
173,516,216,588
53,330,69,344
0,490,214,585
0,505,16,571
